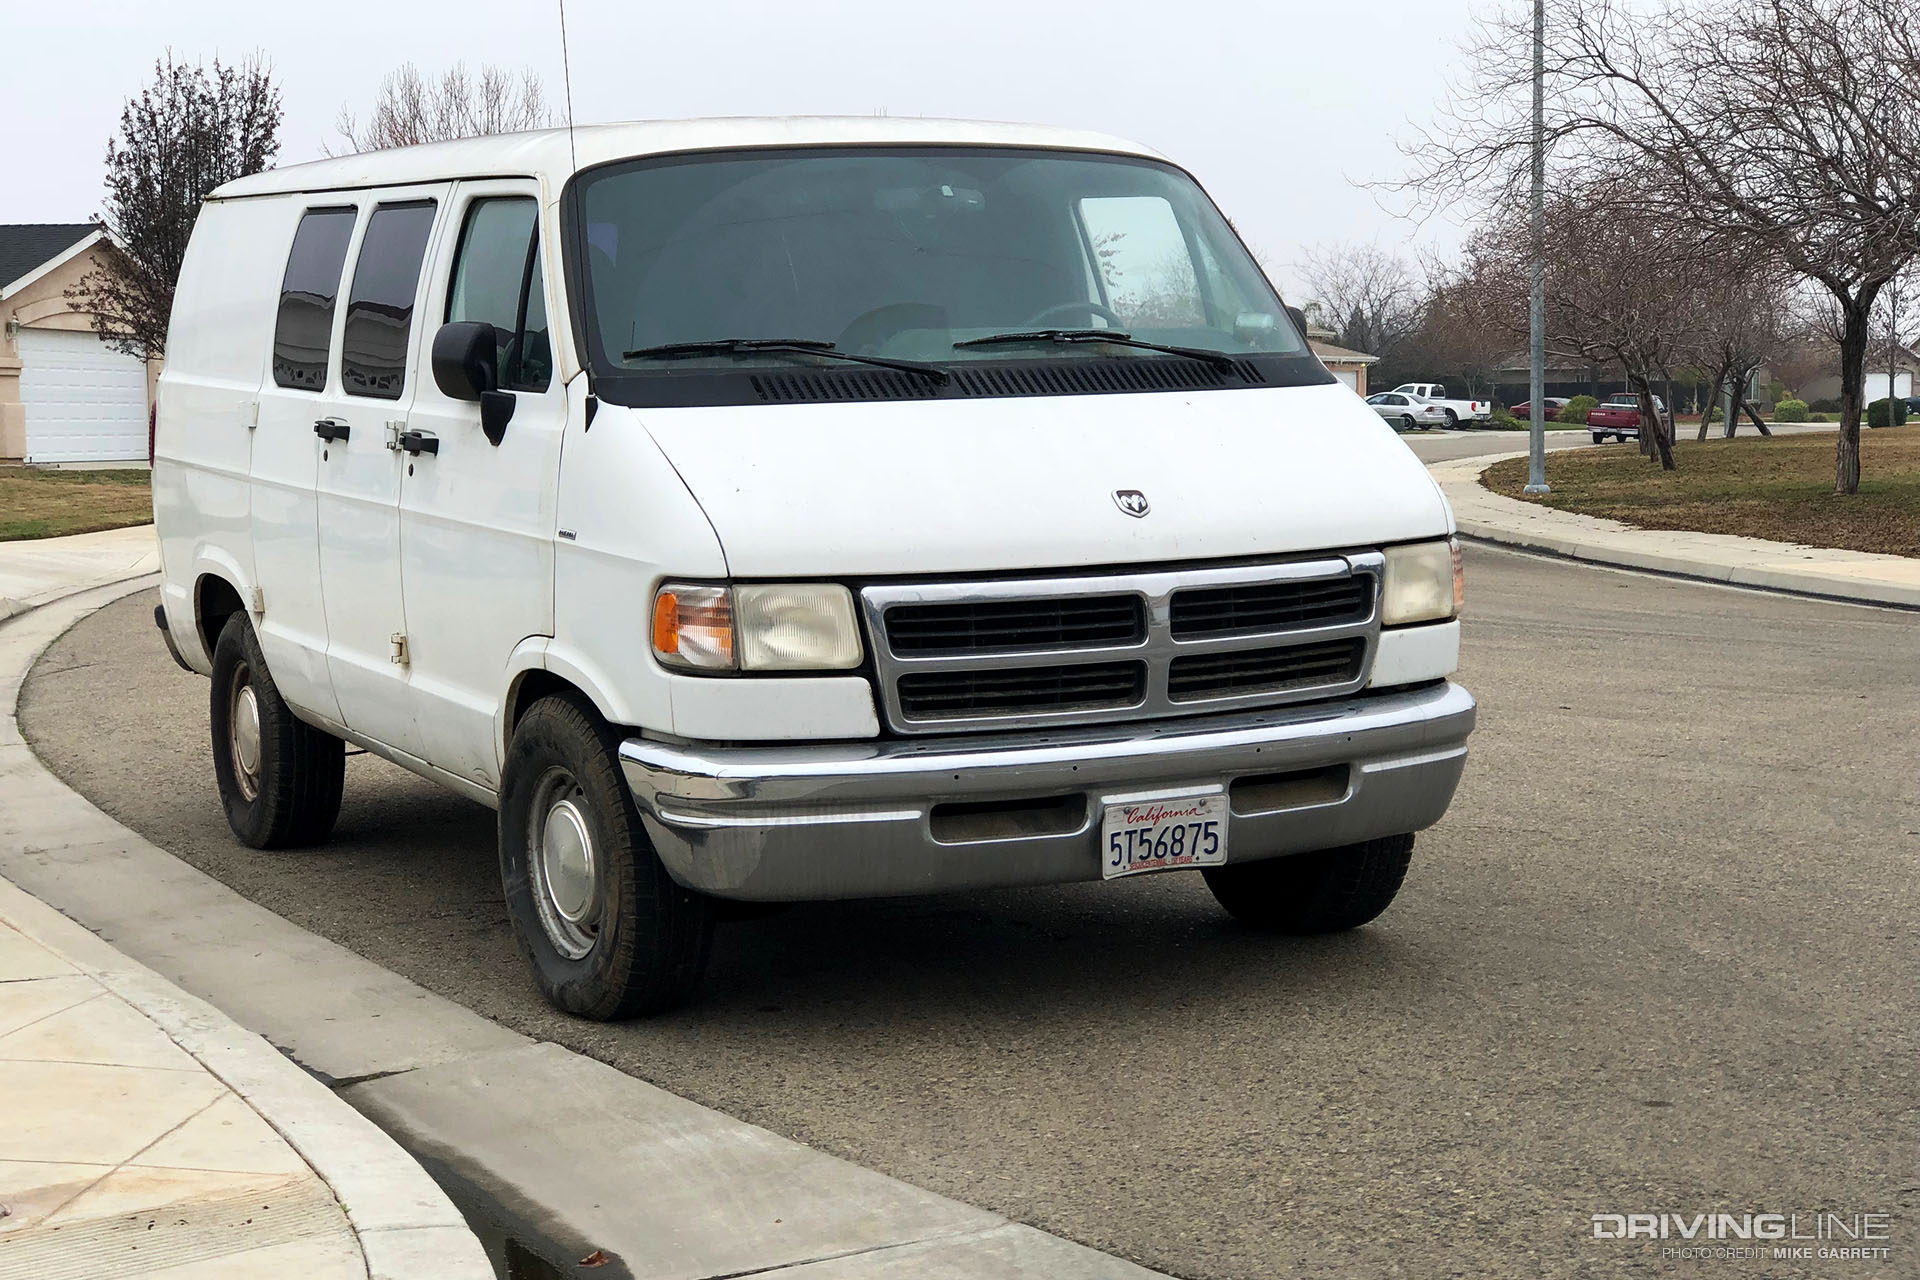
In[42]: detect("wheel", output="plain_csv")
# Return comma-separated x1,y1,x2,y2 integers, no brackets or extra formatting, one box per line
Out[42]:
208,614,344,849
1201,834,1414,933
499,694,713,1019
1592,432,1605,444
1398,415,1415,431
1443,410,1459,428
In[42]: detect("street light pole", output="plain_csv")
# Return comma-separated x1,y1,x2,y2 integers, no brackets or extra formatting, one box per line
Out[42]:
1525,0,1550,494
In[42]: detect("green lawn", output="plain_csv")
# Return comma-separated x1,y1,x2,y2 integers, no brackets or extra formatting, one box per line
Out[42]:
1483,427,1920,558
0,467,154,541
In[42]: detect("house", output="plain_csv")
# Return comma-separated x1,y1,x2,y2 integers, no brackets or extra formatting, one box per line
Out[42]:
1301,322,1379,394
1,224,156,464
1781,340,1920,406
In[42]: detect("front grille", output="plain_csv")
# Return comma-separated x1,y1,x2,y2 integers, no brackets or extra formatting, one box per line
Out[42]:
897,661,1146,720
863,556,1382,732
1168,639,1367,702
884,596,1145,655
1171,575,1373,638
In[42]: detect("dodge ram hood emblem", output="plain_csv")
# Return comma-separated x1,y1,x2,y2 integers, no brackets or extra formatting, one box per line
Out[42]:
1112,489,1150,518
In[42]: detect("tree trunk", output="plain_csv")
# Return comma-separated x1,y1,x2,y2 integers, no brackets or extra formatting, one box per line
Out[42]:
1700,364,1731,441
1835,297,1875,495
1742,399,1770,435
1630,373,1676,469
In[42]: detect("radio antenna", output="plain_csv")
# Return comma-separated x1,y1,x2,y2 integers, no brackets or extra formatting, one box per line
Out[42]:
557,0,579,172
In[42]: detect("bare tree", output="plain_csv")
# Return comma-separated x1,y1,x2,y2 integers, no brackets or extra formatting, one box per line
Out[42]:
1406,0,1920,494
1472,179,1699,467
1408,246,1512,399
333,63,549,153
1296,244,1426,384
67,53,281,358
1686,259,1790,438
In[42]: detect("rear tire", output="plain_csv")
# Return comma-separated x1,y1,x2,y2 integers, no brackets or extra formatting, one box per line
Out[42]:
1443,409,1459,428
1591,432,1605,444
209,614,344,849
1201,834,1414,933
499,694,713,1019
1398,415,1414,431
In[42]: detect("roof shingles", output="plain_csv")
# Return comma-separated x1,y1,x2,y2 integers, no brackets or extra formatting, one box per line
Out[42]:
0,223,99,293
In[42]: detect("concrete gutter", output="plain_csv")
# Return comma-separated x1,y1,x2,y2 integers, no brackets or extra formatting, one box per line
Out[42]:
2,580,1167,1278
1432,452,1920,610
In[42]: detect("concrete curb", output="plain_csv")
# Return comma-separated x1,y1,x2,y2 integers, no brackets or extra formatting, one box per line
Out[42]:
0,524,161,623
2,578,493,1280
4,582,1170,1279
1432,452,1920,610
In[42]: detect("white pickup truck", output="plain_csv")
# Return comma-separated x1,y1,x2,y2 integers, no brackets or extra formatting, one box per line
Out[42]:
1388,384,1492,427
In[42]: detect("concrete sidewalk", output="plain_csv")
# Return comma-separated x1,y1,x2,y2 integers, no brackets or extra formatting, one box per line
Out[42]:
0,876,367,1279
0,532,491,1280
0,525,159,621
1432,452,1920,609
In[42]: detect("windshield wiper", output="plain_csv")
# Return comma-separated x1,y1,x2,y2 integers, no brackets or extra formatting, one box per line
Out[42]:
620,338,949,384
953,328,1240,372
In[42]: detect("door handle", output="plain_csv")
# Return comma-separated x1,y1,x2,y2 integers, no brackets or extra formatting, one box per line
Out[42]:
313,418,351,443
399,429,439,456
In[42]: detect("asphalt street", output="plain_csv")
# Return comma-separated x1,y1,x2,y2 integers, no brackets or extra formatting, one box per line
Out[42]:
19,547,1918,1279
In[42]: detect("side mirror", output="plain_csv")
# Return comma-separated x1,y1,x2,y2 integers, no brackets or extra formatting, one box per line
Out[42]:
431,321,516,446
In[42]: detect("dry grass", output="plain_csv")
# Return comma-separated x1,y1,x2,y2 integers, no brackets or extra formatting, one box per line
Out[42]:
0,467,153,541
1483,426,1920,558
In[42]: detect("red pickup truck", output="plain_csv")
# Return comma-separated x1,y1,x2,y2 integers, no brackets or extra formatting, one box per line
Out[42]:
1587,393,1667,443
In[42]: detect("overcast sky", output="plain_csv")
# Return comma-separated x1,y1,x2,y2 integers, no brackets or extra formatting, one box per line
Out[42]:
5,0,1485,297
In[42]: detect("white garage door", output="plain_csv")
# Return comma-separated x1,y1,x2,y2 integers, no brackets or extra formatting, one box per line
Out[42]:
1332,369,1358,391
17,328,149,464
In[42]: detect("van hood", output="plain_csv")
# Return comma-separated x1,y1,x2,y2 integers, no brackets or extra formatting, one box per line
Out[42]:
629,383,1451,578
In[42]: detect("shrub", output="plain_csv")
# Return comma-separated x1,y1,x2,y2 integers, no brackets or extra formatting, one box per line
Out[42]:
1808,412,1833,422
1773,399,1809,423
1809,397,1842,413
1562,394,1599,425
1866,397,1909,428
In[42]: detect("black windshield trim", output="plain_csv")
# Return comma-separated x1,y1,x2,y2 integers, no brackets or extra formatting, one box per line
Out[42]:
558,143,1315,409
589,351,1333,408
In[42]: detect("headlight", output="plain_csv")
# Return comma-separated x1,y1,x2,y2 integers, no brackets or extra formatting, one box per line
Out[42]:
1381,539,1462,626
652,582,863,672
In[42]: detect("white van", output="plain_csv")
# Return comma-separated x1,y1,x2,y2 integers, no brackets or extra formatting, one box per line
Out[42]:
153,119,1474,1019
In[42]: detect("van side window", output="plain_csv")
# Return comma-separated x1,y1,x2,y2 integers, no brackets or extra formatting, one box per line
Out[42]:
341,200,437,400
272,207,357,391
446,197,550,393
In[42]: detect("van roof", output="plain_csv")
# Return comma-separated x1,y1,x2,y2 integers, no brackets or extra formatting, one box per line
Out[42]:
212,117,1167,200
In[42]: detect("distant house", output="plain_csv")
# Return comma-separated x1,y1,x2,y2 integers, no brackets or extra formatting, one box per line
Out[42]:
1,224,155,465
1782,340,1919,405
1304,324,1380,395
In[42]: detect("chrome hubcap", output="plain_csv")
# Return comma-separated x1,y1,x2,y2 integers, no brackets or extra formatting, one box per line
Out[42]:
530,774,600,959
228,666,262,802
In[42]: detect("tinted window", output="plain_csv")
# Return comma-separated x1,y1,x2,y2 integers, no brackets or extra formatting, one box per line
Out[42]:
273,207,356,391
446,198,550,393
342,200,437,399
576,148,1309,375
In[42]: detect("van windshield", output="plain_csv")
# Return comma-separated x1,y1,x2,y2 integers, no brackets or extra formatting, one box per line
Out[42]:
571,147,1309,389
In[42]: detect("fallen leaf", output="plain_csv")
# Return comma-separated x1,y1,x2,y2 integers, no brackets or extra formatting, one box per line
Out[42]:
579,1249,610,1268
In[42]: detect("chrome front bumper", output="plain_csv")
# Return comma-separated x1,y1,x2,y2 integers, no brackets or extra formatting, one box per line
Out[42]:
618,681,1475,902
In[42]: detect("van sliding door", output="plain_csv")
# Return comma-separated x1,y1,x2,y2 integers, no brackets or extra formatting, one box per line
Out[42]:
312,187,449,760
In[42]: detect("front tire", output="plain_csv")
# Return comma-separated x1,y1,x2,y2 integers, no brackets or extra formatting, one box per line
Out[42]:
1201,834,1414,933
499,694,713,1019
209,614,344,848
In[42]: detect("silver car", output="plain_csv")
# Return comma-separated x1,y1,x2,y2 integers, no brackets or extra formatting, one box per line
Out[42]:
1366,392,1449,432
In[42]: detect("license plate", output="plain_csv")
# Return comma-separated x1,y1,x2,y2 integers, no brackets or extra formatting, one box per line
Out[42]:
1100,793,1228,879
